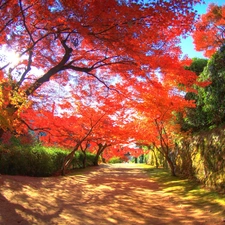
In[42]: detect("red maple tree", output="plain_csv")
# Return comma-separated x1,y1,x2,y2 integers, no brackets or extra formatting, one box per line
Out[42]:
192,3,225,57
0,0,201,136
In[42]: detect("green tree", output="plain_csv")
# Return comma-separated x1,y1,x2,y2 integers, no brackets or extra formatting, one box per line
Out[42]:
199,45,225,127
179,58,208,131
181,47,225,131
185,57,208,76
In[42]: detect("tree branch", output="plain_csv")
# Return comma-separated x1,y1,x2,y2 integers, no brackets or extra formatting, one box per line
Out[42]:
25,39,73,95
17,50,33,87
20,119,50,132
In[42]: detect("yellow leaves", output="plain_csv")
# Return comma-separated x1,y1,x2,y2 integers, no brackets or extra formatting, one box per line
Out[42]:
10,90,27,106
0,80,30,133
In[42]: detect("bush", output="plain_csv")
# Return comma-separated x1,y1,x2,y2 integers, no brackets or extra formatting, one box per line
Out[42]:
0,133,102,176
72,151,96,168
0,143,68,176
0,138,102,176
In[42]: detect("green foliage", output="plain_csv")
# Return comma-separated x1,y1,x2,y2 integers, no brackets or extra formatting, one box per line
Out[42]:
185,57,208,76
198,46,225,126
0,142,99,176
108,156,123,164
73,151,96,168
180,58,209,131
0,132,99,176
0,143,68,176
182,47,225,131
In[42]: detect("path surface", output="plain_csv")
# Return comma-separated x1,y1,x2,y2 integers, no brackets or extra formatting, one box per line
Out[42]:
0,164,223,225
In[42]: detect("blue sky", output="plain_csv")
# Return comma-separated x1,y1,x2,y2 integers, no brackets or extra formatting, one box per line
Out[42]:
180,0,224,58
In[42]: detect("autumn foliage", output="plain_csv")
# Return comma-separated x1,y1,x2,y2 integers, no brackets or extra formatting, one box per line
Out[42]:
192,3,225,57
0,0,205,173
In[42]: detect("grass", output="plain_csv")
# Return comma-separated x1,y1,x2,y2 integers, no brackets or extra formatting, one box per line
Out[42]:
144,166,225,217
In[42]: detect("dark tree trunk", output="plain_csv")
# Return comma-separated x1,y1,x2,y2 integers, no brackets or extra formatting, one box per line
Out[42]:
61,149,76,175
93,143,109,166
101,153,106,163
93,153,100,166
134,157,138,163
82,151,87,168
165,155,176,176
59,143,80,175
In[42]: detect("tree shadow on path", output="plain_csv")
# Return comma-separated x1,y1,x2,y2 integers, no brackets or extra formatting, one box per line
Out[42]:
0,163,224,225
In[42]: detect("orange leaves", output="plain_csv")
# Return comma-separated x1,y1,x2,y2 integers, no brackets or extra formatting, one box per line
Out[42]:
59,102,72,110
0,0,206,157
195,80,212,88
0,0,202,101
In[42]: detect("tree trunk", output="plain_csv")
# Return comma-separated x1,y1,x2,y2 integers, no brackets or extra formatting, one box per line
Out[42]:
165,155,176,176
59,143,80,175
61,149,76,175
152,149,159,168
82,151,87,168
101,153,106,163
93,143,109,166
93,153,100,166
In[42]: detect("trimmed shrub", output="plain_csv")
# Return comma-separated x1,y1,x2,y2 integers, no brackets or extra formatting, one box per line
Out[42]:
0,140,99,176
0,144,68,176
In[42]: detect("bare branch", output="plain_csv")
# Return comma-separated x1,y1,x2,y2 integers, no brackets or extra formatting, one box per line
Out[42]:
19,0,35,44
25,39,73,95
20,119,50,132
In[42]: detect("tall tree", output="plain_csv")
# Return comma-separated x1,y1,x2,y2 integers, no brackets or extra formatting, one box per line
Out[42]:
0,0,201,137
127,77,195,175
20,85,134,172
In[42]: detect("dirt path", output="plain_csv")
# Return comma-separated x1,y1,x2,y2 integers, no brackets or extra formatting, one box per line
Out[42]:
0,163,224,225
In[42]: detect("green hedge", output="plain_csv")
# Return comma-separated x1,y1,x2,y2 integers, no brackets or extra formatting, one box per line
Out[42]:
0,143,96,176
0,144,68,176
